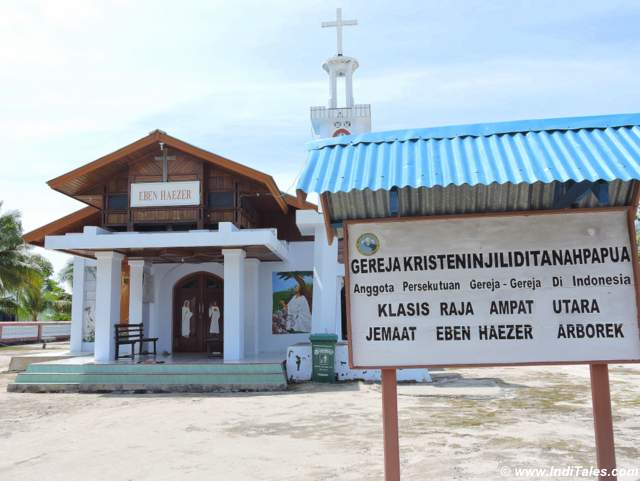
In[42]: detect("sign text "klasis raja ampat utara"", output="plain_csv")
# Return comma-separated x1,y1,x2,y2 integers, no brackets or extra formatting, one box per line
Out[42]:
345,210,640,368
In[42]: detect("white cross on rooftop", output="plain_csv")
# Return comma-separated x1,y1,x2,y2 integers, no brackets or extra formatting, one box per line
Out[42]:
321,8,357,56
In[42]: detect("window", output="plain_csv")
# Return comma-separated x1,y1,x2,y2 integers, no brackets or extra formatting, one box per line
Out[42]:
107,194,128,210
207,191,234,208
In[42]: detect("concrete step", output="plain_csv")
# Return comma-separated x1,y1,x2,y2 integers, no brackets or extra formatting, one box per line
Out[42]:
26,361,284,375
7,382,286,393
8,352,75,372
8,361,288,393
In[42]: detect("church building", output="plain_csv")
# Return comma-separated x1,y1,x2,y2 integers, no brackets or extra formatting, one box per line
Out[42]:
19,9,431,386
24,130,337,367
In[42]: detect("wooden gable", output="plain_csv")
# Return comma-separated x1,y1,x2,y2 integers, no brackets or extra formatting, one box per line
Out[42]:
28,130,316,244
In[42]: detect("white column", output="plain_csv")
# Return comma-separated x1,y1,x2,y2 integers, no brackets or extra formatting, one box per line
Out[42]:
311,225,339,334
94,251,123,361
345,62,354,108
244,258,260,357
329,69,338,108
128,260,148,328
223,249,246,361
70,256,87,353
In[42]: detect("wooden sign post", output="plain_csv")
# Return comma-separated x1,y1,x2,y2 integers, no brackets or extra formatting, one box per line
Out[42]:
381,369,401,481
344,209,640,481
590,364,617,479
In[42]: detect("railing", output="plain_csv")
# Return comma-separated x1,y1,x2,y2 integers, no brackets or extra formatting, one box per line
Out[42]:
131,206,200,224
205,206,257,229
310,104,371,119
103,206,258,229
0,322,71,344
104,209,128,225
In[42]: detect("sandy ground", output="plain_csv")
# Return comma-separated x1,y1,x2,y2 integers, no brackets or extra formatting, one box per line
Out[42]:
0,344,639,481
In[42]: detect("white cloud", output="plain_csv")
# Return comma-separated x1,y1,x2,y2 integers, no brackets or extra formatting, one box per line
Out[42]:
2,0,640,275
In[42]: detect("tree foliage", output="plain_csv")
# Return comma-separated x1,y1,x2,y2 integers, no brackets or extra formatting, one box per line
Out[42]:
0,202,71,321
0,202,38,296
275,271,313,310
58,259,73,288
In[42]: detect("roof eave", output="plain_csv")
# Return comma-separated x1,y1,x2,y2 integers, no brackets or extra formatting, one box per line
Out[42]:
23,206,100,246
46,130,290,215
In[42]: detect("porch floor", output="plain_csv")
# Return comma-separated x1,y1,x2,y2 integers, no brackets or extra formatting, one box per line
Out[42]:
7,352,288,393
49,352,287,365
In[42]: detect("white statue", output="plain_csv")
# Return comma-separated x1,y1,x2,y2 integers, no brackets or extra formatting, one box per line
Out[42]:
181,300,193,337
209,302,221,334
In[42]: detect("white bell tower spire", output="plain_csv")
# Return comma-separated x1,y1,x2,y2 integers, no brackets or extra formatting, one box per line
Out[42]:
310,8,371,138
321,8,358,108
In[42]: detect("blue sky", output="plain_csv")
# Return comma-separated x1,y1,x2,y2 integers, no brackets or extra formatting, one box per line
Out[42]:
2,0,640,274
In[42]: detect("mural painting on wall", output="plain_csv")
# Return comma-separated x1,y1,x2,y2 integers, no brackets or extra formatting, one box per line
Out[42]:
82,266,97,342
272,271,313,334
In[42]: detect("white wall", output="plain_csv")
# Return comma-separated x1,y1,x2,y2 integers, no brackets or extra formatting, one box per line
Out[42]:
256,241,316,354
244,259,260,356
149,241,342,359
150,262,225,354
150,242,320,357
71,237,342,360
70,256,96,354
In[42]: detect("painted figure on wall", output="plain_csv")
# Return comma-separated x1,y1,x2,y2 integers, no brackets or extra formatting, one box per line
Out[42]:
209,301,221,334
181,299,193,337
287,284,311,333
82,305,95,342
82,266,97,342
272,271,313,334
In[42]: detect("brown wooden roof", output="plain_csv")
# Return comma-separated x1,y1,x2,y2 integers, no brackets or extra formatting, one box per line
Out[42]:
26,131,317,250
23,206,100,247
47,130,291,214
282,192,317,211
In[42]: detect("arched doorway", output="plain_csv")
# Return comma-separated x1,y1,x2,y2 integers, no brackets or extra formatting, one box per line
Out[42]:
173,272,224,353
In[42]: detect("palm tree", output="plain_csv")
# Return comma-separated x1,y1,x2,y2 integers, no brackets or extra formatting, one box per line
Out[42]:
0,295,17,317
46,279,72,320
0,203,32,290
58,259,74,288
17,279,54,322
0,202,39,316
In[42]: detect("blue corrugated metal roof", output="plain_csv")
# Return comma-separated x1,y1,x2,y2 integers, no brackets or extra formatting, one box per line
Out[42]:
297,113,640,194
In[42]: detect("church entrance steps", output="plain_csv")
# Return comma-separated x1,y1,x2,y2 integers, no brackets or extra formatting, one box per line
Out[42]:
8,351,77,372
8,360,287,393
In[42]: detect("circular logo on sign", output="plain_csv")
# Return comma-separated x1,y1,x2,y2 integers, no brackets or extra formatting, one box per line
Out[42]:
356,233,380,256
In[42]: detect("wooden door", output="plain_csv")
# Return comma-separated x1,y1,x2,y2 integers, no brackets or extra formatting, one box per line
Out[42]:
204,274,224,356
173,272,224,353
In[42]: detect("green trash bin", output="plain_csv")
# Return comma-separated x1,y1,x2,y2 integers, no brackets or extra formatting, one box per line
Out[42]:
310,333,338,383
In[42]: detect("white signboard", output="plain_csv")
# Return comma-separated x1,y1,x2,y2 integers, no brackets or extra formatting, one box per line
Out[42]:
130,181,200,208
346,210,640,368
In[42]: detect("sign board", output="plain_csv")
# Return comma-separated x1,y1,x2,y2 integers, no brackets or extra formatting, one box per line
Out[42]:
345,209,640,368
130,181,200,208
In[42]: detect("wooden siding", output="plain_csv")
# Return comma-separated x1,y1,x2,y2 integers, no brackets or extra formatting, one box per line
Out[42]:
80,146,305,239
27,132,317,248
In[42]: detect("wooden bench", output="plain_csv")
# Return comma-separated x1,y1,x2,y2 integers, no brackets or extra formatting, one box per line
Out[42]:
114,323,158,360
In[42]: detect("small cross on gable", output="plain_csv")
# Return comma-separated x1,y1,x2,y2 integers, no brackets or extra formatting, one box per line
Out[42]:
154,142,177,182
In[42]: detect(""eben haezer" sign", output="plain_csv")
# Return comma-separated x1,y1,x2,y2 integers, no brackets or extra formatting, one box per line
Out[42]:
345,210,640,368
130,181,200,208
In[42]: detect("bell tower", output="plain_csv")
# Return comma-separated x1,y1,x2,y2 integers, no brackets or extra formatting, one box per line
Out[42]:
310,8,371,138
